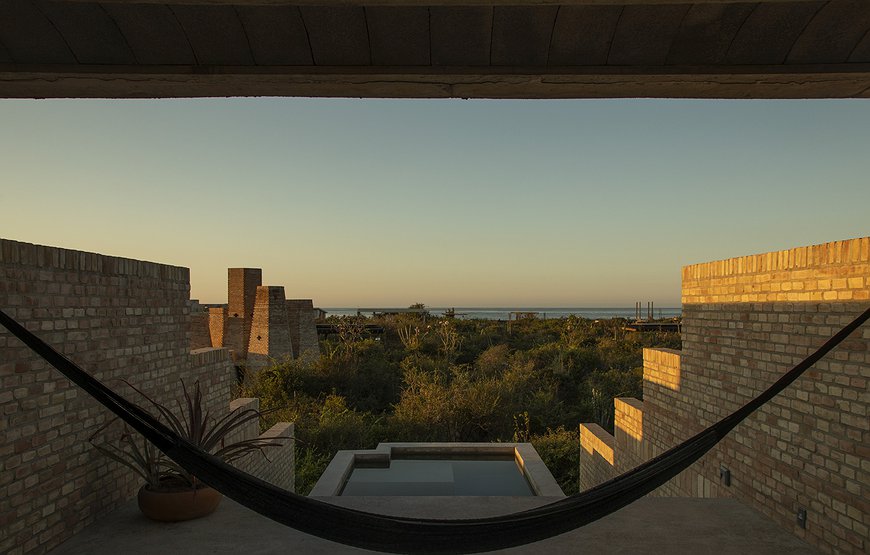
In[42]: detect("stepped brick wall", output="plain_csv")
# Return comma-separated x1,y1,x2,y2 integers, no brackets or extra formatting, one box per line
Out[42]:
579,237,870,555
578,423,615,492
612,397,647,472
0,240,294,555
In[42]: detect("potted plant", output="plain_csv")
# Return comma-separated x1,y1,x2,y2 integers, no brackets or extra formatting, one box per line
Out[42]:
91,380,285,522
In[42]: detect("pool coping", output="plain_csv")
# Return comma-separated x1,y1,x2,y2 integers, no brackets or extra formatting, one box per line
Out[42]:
309,442,565,497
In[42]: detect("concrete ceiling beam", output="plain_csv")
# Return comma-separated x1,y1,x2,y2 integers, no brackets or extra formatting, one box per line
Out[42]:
52,0,825,6
2,64,869,99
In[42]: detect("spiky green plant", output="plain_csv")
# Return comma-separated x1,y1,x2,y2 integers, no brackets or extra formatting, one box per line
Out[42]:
90,380,287,491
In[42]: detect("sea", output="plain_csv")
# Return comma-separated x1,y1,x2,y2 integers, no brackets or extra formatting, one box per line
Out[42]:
321,307,681,321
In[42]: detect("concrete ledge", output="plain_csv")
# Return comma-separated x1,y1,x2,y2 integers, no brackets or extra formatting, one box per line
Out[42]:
189,347,231,365
229,397,259,412
262,422,294,439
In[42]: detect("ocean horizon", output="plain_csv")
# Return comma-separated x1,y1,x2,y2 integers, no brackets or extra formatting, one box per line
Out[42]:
322,307,681,320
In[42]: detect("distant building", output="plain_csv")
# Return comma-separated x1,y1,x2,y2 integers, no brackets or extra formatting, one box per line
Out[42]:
189,268,319,370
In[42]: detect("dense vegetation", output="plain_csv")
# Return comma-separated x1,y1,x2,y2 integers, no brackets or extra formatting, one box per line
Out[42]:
241,311,680,495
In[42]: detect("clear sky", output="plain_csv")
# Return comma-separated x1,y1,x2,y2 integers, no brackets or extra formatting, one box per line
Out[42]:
1,98,868,307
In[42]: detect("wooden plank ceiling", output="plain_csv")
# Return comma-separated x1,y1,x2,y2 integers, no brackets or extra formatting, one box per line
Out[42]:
1,0,869,98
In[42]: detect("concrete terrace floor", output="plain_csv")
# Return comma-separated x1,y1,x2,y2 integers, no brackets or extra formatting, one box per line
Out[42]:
48,496,821,555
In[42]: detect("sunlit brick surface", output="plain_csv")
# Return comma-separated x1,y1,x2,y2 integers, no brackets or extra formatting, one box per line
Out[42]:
580,237,869,555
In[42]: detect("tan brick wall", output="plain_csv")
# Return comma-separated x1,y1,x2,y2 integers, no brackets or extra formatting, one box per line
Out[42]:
189,312,211,350
227,268,261,358
682,237,869,304
0,240,293,555
578,423,616,490
222,317,245,361
240,422,295,492
675,301,868,552
286,299,320,362
208,306,227,349
579,237,869,555
248,286,293,371
224,399,295,492
643,347,681,390
613,398,648,472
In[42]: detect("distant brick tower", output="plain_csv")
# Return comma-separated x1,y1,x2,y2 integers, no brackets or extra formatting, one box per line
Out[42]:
247,286,293,371
286,299,321,362
224,268,262,360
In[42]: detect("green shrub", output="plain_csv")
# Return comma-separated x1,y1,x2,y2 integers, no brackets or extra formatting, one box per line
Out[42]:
530,427,581,495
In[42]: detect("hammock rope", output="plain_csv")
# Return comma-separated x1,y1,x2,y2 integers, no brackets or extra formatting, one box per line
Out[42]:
1,306,868,554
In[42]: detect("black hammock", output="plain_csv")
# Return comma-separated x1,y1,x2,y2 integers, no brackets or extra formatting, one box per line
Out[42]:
1,307,868,554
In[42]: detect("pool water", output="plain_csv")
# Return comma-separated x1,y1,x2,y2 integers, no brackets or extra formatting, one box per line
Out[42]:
340,456,533,496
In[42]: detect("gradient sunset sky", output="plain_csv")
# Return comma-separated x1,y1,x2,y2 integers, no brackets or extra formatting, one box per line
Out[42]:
1,98,867,307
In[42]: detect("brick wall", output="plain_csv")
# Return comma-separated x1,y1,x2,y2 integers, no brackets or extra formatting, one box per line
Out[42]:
0,240,293,555
205,277,320,367
227,268,261,358
189,311,212,350
226,398,295,492
208,307,227,350
287,299,320,362
578,423,615,490
681,238,869,304
248,286,292,371
222,317,246,361
613,398,647,471
579,237,869,554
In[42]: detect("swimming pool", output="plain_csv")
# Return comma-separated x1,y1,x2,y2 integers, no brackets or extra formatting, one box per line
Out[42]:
309,443,564,497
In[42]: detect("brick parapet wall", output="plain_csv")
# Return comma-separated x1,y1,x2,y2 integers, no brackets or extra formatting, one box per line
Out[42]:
682,237,869,304
0,240,294,555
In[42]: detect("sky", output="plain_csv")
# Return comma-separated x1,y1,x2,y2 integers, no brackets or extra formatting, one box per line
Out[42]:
0,98,868,307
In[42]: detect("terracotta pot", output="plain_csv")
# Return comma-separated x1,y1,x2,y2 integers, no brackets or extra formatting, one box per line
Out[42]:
137,485,222,522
